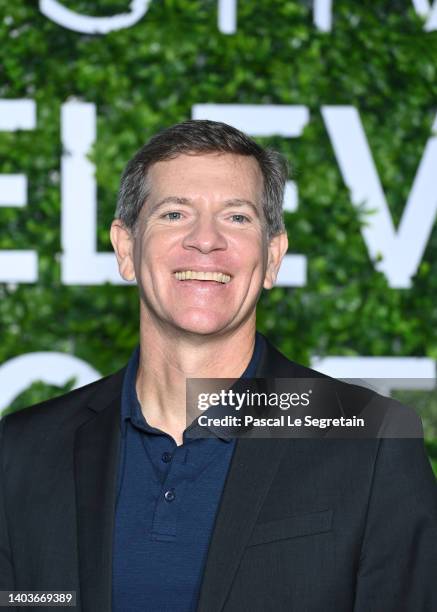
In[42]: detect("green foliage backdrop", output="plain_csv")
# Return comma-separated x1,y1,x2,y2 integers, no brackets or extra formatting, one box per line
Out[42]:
0,1,436,470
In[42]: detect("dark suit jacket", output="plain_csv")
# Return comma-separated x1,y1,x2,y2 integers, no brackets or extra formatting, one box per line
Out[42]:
1,337,436,611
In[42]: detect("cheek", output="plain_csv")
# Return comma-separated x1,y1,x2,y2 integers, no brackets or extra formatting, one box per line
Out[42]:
229,235,267,273
134,231,173,270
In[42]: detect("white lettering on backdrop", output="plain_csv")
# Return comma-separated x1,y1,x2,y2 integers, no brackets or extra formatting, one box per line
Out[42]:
0,100,38,283
0,352,434,415
411,0,437,31
39,0,151,34
322,107,437,288
38,0,437,34
1,101,437,288
0,353,101,413
311,356,436,396
61,102,125,284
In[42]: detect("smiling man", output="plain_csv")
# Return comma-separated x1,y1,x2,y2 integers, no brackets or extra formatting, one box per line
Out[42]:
0,120,436,612
110,141,287,446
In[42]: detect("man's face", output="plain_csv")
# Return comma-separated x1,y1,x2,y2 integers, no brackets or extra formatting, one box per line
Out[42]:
112,153,287,337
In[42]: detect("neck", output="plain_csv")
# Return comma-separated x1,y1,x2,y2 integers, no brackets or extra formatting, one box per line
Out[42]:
135,314,256,445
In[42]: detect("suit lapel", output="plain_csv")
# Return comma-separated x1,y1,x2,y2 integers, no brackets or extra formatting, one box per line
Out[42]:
74,389,122,612
255,335,320,379
197,336,299,612
196,436,288,612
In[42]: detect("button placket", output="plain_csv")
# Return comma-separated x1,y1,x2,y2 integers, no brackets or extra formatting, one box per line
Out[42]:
149,447,190,541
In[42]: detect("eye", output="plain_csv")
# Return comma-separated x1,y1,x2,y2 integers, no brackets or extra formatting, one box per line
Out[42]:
162,211,182,221
230,214,250,224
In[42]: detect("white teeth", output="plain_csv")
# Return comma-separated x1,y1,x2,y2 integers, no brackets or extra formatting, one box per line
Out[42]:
174,271,231,283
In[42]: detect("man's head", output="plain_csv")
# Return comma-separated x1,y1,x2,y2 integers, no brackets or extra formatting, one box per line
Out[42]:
115,120,287,240
110,120,288,337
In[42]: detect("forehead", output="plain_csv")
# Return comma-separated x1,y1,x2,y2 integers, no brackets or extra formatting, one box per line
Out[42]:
146,153,264,203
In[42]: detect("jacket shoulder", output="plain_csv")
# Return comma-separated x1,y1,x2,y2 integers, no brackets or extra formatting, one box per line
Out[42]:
260,335,423,437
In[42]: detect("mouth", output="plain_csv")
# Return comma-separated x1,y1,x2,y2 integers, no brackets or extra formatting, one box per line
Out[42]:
174,270,231,284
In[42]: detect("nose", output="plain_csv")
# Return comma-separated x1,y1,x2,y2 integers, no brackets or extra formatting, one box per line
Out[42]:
182,214,227,254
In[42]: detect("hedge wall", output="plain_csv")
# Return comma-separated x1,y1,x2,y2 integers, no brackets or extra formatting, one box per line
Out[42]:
0,1,436,470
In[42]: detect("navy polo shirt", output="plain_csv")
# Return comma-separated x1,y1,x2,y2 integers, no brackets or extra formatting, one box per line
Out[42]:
112,333,263,612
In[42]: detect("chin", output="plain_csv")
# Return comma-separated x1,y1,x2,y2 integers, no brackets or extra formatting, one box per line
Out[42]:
171,310,231,336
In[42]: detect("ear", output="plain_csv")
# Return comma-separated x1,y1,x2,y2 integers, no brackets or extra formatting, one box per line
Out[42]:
263,231,288,290
110,220,136,282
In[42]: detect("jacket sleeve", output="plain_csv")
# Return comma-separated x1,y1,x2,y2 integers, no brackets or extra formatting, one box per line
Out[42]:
353,437,437,611
0,417,15,590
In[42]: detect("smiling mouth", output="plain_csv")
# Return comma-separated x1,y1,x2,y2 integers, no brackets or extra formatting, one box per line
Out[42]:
174,270,231,284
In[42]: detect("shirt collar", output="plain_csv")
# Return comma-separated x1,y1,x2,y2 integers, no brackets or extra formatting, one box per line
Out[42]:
120,332,265,441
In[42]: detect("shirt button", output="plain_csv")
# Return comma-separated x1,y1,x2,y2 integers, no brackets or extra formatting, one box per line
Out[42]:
164,489,176,502
161,452,172,463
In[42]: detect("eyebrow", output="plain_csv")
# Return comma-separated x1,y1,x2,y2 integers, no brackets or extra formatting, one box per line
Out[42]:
223,199,261,217
149,196,261,218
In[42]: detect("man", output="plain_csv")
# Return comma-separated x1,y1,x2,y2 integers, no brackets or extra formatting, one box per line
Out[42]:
0,120,436,612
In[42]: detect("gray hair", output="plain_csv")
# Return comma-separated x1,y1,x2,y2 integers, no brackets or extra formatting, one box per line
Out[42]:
115,119,288,239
